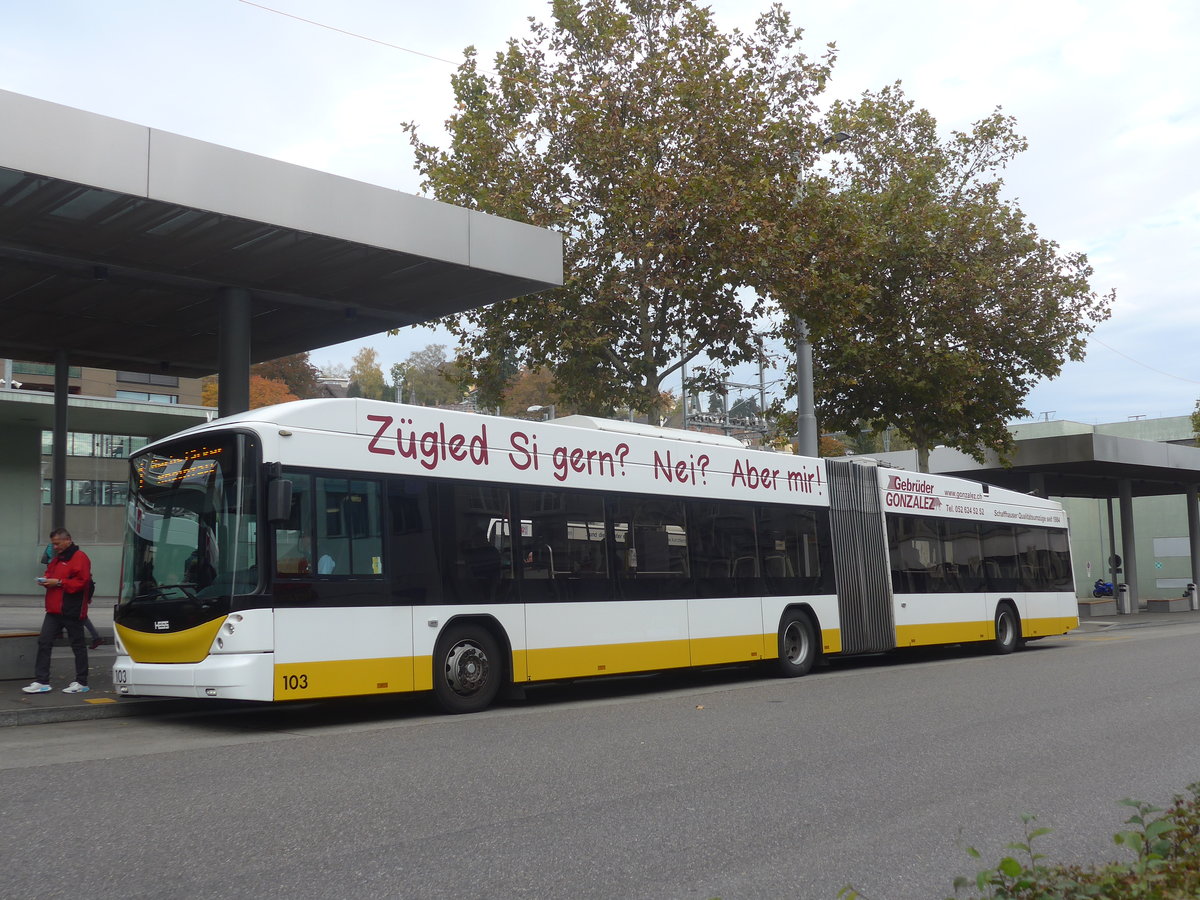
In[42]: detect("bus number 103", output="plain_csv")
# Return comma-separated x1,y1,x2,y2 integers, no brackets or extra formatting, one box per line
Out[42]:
281,674,309,691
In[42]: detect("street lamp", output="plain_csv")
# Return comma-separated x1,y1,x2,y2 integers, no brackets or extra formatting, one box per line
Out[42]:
794,131,850,457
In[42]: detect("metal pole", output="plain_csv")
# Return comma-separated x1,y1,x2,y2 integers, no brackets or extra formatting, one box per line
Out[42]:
1187,485,1200,610
681,359,688,430
1118,479,1138,613
52,349,68,530
758,345,767,430
795,314,817,456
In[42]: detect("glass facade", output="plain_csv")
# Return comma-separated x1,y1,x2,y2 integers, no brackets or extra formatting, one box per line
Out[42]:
41,478,128,507
40,430,151,547
41,431,151,458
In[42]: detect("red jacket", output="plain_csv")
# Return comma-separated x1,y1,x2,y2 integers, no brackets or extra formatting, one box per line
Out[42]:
43,543,92,618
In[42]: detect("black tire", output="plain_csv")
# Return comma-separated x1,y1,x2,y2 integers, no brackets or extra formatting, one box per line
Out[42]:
432,623,503,714
1092,589,1104,598
776,610,817,677
992,602,1020,655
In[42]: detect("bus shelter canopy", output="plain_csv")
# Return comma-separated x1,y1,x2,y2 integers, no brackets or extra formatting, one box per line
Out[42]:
0,89,563,379
894,432,1200,499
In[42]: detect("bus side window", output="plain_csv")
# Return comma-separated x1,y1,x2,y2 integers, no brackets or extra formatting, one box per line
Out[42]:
445,483,513,603
386,477,440,605
315,477,384,576
274,472,314,577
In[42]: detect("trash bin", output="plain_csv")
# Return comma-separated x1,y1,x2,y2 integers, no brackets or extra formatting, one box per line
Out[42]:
1116,583,1132,615
1188,583,1198,612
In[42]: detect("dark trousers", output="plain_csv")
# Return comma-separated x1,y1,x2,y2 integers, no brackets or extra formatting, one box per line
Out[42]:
35,612,88,686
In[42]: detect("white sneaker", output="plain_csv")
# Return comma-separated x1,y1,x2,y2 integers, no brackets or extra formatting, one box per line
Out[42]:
62,682,90,694
21,682,51,693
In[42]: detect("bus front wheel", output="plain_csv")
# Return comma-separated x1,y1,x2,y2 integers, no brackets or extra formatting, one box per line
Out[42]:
433,623,503,714
776,611,817,677
992,602,1021,655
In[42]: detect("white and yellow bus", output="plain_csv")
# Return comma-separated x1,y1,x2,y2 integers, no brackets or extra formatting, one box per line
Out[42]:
112,399,1078,712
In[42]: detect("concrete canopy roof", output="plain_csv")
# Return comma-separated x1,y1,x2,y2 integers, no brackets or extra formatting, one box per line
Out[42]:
0,90,563,379
882,432,1200,499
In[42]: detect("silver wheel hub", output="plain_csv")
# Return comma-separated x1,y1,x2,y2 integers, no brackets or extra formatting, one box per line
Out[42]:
784,623,808,664
444,641,489,696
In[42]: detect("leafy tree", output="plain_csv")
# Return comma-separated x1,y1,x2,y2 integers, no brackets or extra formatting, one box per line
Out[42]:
320,362,349,382
394,344,466,407
501,366,560,418
805,84,1113,471
405,0,834,420
818,434,848,457
1192,399,1200,446
251,353,321,399
200,375,298,410
837,424,913,456
348,347,389,401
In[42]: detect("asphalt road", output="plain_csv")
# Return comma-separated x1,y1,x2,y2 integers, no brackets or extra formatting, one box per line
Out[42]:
3,623,1199,900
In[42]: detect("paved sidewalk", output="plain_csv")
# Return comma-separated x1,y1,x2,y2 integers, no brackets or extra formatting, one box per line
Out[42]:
0,595,213,726
3,596,1199,727
1074,605,1200,630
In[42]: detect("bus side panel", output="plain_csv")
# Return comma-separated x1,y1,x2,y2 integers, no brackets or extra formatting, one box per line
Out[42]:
1020,590,1079,637
523,600,689,681
273,606,415,700
687,596,766,666
892,592,994,647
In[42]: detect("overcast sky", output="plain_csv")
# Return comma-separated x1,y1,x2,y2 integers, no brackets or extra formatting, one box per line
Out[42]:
3,0,1197,424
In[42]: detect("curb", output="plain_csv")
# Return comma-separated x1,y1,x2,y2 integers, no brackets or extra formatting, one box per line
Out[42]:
0,696,219,728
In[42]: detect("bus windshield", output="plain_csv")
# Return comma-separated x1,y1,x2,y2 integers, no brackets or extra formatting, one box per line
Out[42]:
120,433,260,609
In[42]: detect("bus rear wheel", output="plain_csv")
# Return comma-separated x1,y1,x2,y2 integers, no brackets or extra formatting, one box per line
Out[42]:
992,602,1020,655
433,623,502,714
776,611,817,677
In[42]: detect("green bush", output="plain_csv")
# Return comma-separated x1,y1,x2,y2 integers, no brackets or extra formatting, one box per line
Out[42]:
838,783,1200,899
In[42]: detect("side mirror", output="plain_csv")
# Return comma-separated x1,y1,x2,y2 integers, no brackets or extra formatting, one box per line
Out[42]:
267,478,293,525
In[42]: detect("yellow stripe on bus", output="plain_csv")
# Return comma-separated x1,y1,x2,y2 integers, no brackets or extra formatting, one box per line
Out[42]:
690,633,766,667
117,618,226,664
526,639,691,681
896,621,991,647
896,615,1079,647
521,628,843,681
274,657,414,700
1022,616,1079,637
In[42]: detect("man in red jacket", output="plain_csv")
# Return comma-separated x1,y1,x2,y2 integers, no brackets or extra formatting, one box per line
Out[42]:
22,528,93,694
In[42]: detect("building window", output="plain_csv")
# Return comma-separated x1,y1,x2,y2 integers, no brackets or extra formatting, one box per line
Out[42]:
115,390,178,404
117,371,179,388
42,479,128,507
41,431,150,457
14,362,81,378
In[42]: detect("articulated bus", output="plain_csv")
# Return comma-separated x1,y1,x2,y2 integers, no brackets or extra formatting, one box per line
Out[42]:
112,398,1078,712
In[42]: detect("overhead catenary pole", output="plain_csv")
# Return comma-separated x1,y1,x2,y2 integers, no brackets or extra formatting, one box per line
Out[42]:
795,315,818,456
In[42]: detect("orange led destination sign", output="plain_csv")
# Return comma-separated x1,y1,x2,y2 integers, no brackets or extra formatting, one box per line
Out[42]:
137,446,224,488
